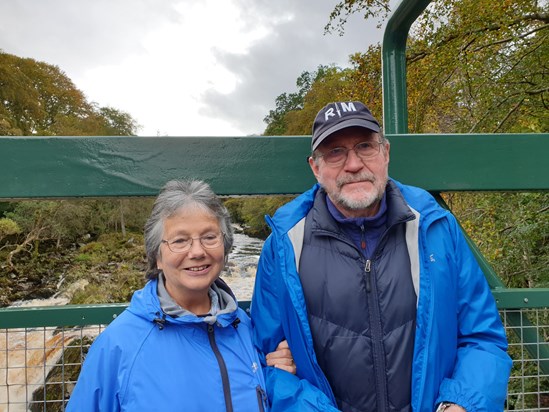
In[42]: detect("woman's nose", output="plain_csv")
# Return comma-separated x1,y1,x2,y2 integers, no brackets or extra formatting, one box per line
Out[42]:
187,238,206,256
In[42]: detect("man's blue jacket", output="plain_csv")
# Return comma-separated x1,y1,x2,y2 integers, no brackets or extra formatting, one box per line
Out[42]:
251,180,511,411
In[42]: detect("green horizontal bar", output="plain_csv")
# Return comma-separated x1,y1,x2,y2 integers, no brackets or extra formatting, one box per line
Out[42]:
388,133,549,191
0,136,315,198
2,289,546,329
1,133,548,199
0,304,127,328
493,288,549,309
0,302,252,328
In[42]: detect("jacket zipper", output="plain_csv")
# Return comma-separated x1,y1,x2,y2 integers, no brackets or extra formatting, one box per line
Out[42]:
256,385,267,412
207,324,234,412
361,219,390,411
365,259,372,292
364,257,389,411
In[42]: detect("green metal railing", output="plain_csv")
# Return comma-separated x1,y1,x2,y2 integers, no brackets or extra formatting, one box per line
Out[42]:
1,133,547,197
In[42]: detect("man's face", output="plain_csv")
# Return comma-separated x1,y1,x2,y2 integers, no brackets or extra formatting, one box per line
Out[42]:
309,126,390,218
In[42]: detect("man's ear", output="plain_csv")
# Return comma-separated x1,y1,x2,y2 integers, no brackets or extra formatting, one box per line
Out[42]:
308,156,321,181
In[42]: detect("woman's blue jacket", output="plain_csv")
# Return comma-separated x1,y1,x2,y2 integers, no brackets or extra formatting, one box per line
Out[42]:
251,180,511,412
67,278,269,412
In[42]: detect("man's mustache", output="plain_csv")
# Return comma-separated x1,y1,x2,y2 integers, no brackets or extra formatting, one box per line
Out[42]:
336,173,376,189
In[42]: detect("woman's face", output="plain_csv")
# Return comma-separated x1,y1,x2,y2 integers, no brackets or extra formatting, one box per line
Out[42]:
157,206,225,312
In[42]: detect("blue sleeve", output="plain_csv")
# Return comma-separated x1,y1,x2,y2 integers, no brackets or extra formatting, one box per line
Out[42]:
252,235,338,411
436,216,512,411
66,331,122,412
266,367,340,412
251,235,286,354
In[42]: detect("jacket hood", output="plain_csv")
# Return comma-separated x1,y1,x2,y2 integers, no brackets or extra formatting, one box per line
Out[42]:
127,277,239,328
268,183,320,235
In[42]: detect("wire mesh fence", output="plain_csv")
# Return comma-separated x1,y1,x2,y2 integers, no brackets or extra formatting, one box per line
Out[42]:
0,325,103,412
503,308,549,411
0,307,547,411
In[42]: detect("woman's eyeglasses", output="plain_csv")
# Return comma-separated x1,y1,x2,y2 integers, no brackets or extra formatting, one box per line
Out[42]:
161,233,224,253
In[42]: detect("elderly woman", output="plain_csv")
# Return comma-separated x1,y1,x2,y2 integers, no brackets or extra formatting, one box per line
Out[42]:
67,180,293,412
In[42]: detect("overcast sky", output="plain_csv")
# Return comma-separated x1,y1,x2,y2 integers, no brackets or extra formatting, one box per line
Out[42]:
0,0,385,136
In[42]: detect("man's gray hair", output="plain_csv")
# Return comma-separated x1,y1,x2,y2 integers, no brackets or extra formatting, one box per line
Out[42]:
144,179,234,280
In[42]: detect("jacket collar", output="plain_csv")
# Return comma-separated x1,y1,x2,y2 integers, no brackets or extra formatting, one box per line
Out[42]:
128,277,239,327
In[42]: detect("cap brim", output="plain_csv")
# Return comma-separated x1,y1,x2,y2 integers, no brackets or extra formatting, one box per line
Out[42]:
312,118,381,150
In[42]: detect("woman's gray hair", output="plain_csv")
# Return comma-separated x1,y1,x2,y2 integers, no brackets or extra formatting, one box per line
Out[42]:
144,179,234,280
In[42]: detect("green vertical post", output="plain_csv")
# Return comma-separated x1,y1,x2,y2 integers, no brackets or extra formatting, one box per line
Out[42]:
382,0,432,134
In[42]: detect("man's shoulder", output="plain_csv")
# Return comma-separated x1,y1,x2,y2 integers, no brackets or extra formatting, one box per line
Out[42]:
390,179,446,215
270,184,319,226
391,178,429,197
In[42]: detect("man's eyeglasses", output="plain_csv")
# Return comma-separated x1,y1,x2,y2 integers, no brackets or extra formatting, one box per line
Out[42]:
315,141,384,166
161,233,224,253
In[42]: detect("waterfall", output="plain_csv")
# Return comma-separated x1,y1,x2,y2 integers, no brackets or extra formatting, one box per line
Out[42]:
222,230,264,301
0,326,102,411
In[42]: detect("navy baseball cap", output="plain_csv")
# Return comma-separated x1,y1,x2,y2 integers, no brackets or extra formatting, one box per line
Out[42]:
311,101,381,150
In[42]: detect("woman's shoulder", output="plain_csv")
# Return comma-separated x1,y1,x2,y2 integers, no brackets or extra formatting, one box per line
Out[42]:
91,307,155,351
235,307,253,327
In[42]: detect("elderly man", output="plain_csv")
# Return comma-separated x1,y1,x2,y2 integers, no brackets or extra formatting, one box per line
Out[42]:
252,101,511,411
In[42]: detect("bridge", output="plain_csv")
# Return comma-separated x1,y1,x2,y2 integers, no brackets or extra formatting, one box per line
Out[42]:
1,0,548,410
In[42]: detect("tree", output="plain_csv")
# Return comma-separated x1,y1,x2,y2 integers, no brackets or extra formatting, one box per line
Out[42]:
409,0,548,133
0,51,143,273
263,65,344,136
97,106,140,136
324,0,391,35
0,51,140,136
262,47,384,136
327,0,548,134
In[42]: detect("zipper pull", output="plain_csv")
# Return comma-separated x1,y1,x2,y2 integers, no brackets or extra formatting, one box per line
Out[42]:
256,385,268,412
365,259,371,292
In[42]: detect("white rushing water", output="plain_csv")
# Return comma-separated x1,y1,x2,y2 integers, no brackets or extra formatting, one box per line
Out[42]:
222,230,264,301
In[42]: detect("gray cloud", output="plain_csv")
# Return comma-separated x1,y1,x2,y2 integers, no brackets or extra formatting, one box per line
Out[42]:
0,0,180,74
201,0,384,135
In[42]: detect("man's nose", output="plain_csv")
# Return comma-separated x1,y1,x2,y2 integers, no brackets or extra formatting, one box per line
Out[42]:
343,148,364,170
